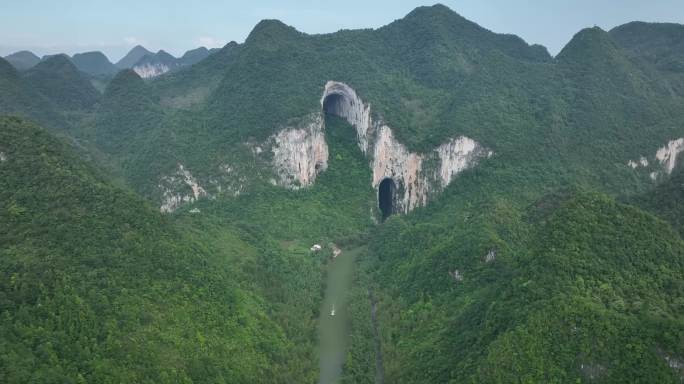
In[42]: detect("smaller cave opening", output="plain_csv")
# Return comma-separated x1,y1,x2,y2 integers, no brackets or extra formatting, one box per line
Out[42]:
323,93,345,116
378,178,395,221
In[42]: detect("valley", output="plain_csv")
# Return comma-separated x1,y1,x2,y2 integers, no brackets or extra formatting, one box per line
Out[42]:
1,3,683,383
318,246,362,384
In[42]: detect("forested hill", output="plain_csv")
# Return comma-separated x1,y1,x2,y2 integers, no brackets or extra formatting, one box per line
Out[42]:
0,3,683,382
23,55,100,110
0,57,67,130
22,4,680,208
0,117,325,382
634,166,684,236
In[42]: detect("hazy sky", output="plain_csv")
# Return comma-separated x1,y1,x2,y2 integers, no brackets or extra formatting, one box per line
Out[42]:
1,0,683,61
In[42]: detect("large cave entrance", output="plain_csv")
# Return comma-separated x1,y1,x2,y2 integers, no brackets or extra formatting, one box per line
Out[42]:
378,178,395,221
323,93,345,117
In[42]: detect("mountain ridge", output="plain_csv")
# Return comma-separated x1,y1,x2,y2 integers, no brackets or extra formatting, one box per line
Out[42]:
1,5,683,382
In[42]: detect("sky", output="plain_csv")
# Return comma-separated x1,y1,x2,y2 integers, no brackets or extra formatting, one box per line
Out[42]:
1,0,683,61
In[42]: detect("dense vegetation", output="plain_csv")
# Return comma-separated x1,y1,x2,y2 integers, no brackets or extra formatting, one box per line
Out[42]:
0,117,326,382
0,3,683,382
634,166,684,236
0,58,67,130
361,189,683,383
71,51,118,76
23,55,100,111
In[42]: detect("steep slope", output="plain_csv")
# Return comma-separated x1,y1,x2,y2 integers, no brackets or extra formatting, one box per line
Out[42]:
0,57,65,128
0,116,323,382
96,69,160,148
71,51,118,75
634,165,684,235
610,22,684,73
554,26,684,190
92,69,178,198
610,21,684,96
3,50,40,70
361,191,684,383
23,54,99,110
150,41,239,108
115,45,153,69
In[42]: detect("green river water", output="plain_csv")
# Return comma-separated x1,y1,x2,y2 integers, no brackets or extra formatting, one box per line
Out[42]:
317,247,360,384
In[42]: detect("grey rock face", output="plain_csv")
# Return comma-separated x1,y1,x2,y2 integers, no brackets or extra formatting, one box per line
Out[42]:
268,81,492,214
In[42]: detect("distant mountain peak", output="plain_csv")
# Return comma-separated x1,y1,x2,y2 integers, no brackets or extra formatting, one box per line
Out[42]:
556,26,618,63
116,45,153,69
246,19,301,45
6,50,39,59
407,3,463,17
39,53,74,68
71,51,117,75
252,18,291,30
131,50,179,79
3,50,40,71
73,50,110,59
402,3,471,27
24,53,99,110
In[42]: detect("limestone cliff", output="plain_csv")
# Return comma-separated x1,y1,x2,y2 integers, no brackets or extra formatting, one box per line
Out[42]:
159,163,208,213
267,81,491,214
656,138,684,174
159,81,491,214
627,137,684,180
270,114,329,189
369,123,490,213
133,63,170,78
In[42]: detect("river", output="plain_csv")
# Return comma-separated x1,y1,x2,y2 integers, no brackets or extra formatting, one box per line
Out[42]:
317,246,359,384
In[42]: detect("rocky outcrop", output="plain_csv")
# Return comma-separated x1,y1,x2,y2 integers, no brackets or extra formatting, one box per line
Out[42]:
149,84,490,215
436,137,493,187
159,163,207,213
267,81,491,214
370,125,427,210
271,114,328,189
656,138,684,174
133,63,170,78
484,250,496,263
156,159,250,213
627,137,683,180
449,269,464,282
370,125,490,212
627,156,648,169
